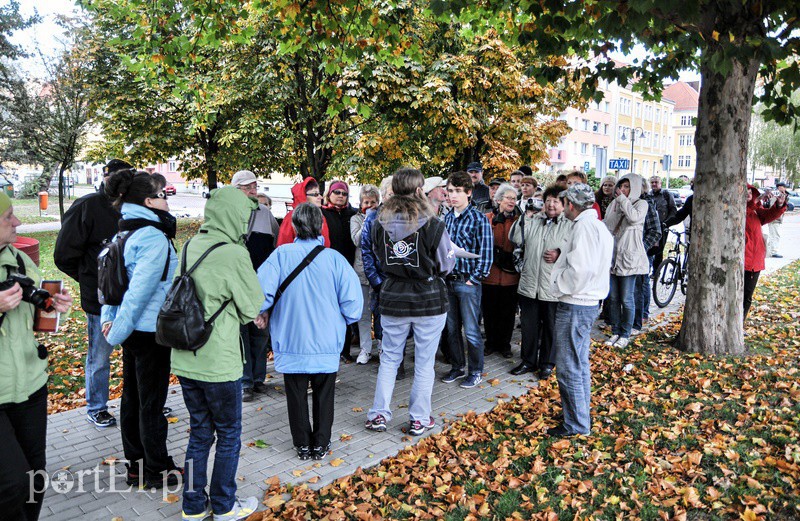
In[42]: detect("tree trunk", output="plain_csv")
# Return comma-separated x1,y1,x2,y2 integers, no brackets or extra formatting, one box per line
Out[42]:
676,52,761,355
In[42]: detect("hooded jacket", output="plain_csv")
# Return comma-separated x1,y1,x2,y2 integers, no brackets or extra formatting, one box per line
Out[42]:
277,178,331,247
603,173,650,276
54,191,120,315
171,187,265,383
372,210,456,317
258,237,362,374
101,203,178,346
746,184,786,272
509,211,573,301
0,246,45,405
483,208,521,286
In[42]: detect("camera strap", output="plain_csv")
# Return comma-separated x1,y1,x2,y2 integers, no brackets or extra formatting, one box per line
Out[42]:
0,253,28,329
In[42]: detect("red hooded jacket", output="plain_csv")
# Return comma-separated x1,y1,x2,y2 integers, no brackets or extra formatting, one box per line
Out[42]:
745,184,786,272
277,177,331,247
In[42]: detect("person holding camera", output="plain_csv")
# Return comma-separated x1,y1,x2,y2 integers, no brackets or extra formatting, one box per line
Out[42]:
100,170,181,489
0,192,72,520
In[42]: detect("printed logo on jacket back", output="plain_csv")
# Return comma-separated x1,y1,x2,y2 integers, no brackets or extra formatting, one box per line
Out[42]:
385,231,420,268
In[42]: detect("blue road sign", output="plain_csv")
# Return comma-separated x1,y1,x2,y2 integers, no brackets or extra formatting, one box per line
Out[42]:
609,158,630,170
583,161,590,171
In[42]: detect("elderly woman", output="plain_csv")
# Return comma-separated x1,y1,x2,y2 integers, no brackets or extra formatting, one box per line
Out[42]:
481,183,522,358
257,203,362,461
595,175,617,219
351,184,382,365
508,185,572,377
603,174,650,348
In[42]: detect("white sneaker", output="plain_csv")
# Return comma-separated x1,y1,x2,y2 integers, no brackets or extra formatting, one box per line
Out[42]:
613,337,630,348
356,349,371,365
214,497,259,521
604,334,620,346
631,329,641,336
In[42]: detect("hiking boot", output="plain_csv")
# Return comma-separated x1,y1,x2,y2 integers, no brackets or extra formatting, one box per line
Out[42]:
459,372,483,389
296,446,312,460
214,496,259,521
365,414,387,432
441,368,465,383
87,410,117,428
311,442,331,460
604,334,620,346
408,417,435,436
242,388,254,402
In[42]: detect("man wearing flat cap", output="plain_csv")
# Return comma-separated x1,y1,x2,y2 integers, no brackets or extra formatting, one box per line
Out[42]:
466,162,490,211
548,183,613,438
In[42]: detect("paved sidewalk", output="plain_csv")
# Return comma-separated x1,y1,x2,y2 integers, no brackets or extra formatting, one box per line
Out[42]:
39,214,800,520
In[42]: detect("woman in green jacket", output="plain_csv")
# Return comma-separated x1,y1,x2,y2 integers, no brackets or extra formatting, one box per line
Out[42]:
0,192,72,521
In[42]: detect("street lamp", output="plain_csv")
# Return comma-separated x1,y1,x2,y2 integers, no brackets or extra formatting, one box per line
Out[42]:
621,126,644,172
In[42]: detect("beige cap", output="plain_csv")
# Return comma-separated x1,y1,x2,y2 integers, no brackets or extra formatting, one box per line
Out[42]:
423,176,446,194
231,170,257,186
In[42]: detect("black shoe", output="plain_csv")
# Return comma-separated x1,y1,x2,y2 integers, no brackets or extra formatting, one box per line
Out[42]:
87,410,117,428
296,446,312,460
396,363,406,380
509,363,535,376
252,382,268,394
340,353,355,363
311,442,331,460
538,368,553,380
501,350,513,359
162,407,173,416
484,348,495,356
242,388,254,402
546,425,575,438
143,467,184,489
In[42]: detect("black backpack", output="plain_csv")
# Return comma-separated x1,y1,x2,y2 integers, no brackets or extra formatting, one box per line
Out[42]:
97,220,170,306
155,239,230,352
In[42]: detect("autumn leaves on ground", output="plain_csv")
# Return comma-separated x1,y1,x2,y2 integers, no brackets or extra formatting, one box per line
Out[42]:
36,221,799,519
254,265,800,521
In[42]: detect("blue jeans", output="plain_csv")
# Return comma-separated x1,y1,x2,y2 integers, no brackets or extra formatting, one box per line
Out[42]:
633,256,654,329
607,275,636,337
241,323,269,389
446,281,484,374
85,313,116,414
368,313,446,423
553,302,597,435
179,377,242,516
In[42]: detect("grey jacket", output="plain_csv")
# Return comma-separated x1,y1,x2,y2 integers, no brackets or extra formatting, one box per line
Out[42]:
509,211,573,301
603,173,650,276
350,212,369,285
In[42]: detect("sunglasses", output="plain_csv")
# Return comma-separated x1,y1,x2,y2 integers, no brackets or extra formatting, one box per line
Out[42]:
331,190,348,196
306,191,321,197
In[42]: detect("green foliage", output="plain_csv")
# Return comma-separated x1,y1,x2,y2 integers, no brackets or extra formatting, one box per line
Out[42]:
750,100,800,186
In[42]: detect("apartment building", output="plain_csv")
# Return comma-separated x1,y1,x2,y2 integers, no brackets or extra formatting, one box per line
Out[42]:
663,81,700,180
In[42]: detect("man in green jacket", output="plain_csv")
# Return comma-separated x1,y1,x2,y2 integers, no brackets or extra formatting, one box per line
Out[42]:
172,187,264,521
0,192,72,521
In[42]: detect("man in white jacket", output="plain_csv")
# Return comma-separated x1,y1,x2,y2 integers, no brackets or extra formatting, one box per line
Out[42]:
549,183,613,437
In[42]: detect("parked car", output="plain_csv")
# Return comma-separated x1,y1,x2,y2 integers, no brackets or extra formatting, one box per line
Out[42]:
787,190,800,210
668,188,693,207
164,183,177,196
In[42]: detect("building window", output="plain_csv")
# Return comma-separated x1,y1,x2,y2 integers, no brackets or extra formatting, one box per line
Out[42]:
604,101,610,112
655,133,660,149
655,108,661,123
580,143,588,154
635,102,642,118
678,155,693,168
168,161,177,172
620,98,631,115
581,119,590,131
644,105,652,120
604,123,609,135
643,160,649,173
680,115,693,126
633,159,638,172
617,125,630,141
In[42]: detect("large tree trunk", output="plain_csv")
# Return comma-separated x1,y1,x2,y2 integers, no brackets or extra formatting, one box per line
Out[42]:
676,53,761,355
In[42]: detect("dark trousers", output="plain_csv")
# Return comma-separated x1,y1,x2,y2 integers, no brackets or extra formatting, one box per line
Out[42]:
340,325,354,357
0,385,47,521
179,377,242,516
743,270,761,320
518,295,557,370
652,231,668,276
241,323,269,389
120,331,174,477
283,373,336,448
481,284,519,354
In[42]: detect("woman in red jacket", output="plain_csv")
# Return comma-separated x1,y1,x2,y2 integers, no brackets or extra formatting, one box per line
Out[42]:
277,177,331,247
744,184,787,320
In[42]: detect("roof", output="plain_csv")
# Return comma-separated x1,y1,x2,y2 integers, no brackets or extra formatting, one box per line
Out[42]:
663,81,699,111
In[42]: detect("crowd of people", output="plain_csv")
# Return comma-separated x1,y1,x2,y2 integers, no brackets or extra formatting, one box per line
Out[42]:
0,158,789,521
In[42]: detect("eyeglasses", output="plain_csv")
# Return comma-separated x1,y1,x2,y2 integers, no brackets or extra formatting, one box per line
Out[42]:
150,192,167,199
331,190,348,196
306,192,321,197
501,195,517,201
602,184,614,187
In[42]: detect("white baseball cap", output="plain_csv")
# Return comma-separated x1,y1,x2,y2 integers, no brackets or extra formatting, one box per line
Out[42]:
422,176,446,194
231,170,257,187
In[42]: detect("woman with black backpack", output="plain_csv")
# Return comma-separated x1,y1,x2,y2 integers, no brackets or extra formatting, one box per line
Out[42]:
100,170,181,489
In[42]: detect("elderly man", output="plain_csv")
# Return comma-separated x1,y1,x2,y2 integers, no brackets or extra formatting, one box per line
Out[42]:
466,161,491,211
231,170,279,402
549,183,613,437
648,176,676,270
423,176,448,216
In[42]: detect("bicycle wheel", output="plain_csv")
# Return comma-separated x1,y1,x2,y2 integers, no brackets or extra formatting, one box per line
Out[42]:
653,258,678,307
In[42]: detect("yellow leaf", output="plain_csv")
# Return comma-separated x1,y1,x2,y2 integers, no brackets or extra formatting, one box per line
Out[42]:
164,493,180,504
263,494,286,509
307,476,320,484
712,30,720,41
741,508,758,521
167,417,179,424
330,458,345,467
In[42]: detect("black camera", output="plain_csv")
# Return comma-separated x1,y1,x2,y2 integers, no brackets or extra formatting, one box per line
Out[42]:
526,198,543,212
0,274,54,312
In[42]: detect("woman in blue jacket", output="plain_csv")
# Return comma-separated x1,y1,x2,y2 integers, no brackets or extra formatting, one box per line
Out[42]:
256,203,362,461
101,170,180,488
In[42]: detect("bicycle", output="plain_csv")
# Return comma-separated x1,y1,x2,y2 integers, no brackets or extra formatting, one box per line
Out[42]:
653,228,689,307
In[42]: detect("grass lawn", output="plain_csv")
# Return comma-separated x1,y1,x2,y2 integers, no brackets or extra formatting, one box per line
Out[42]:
23,218,203,413
252,262,800,521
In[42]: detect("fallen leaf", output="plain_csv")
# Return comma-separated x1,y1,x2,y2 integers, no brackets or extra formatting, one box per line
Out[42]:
164,493,180,504
167,417,179,424
329,458,345,467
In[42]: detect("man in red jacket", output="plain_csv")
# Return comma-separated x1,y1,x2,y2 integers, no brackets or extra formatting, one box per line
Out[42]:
744,184,787,321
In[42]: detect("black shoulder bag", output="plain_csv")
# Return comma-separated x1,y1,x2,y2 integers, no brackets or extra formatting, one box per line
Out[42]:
267,245,325,316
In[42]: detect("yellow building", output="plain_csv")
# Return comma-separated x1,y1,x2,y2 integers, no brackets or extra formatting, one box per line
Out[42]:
663,81,700,180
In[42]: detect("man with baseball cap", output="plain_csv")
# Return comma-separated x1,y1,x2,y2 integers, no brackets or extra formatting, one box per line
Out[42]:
466,162,490,211
231,170,279,401
55,158,132,427
548,183,613,437
423,176,448,216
